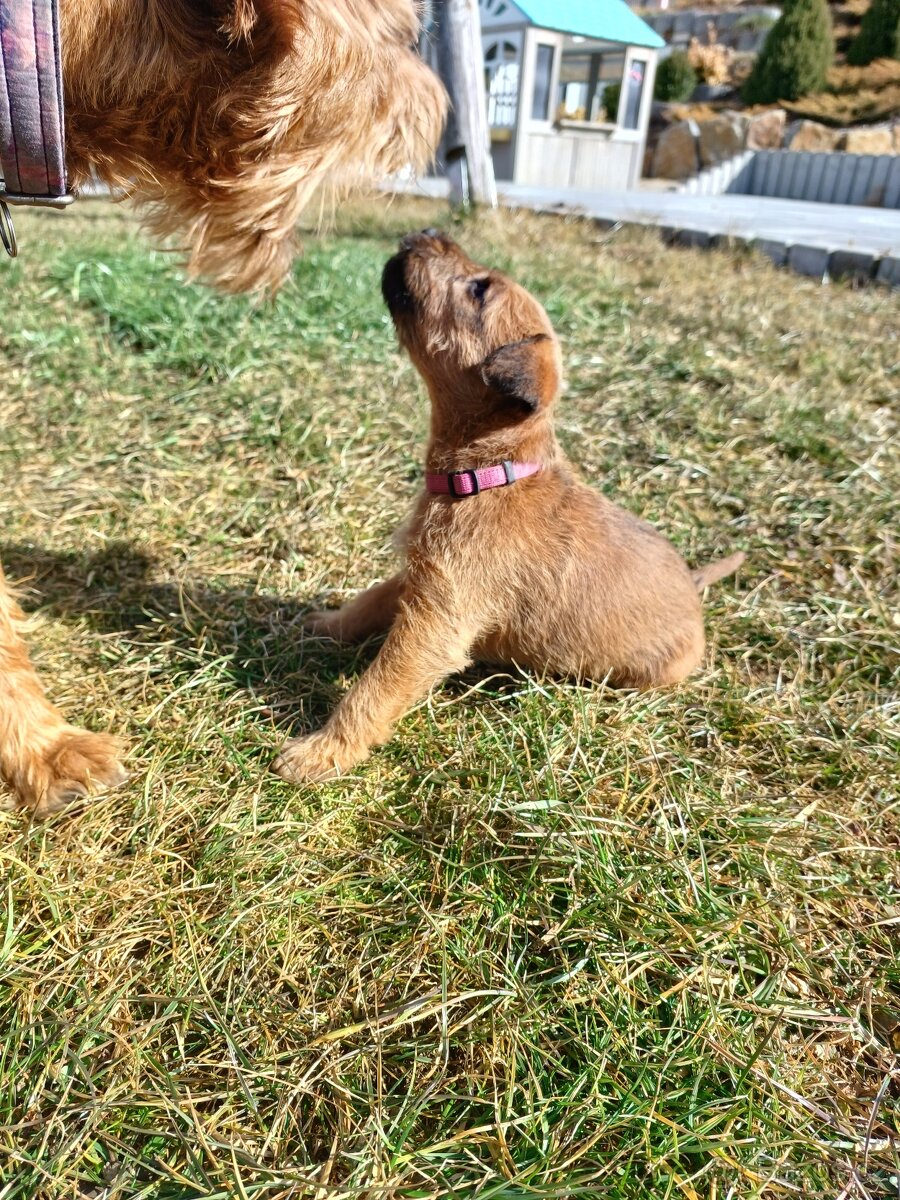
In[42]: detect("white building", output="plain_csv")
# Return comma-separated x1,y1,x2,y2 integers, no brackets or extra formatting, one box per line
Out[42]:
475,0,665,189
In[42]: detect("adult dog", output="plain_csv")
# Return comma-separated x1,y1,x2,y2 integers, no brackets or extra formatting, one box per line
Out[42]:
0,0,445,813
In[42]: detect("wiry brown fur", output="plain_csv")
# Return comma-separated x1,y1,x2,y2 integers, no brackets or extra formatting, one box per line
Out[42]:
275,232,744,783
0,568,126,816
62,0,447,293
0,0,444,813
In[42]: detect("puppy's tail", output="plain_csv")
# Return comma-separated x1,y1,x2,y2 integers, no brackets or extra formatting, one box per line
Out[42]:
692,551,745,591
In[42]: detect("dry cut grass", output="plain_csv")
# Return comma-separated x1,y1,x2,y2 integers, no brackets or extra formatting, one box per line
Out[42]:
0,196,898,1199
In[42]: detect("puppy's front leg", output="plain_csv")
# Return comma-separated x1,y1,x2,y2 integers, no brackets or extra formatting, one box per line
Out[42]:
305,573,405,644
275,594,477,783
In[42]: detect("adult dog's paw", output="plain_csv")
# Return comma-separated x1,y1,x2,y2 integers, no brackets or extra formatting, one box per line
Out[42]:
273,730,366,784
24,728,127,817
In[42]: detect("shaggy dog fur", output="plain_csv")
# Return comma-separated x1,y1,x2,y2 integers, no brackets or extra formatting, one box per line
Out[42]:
63,0,446,294
1,0,445,814
274,231,743,783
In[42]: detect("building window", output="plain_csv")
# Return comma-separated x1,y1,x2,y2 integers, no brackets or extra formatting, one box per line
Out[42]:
558,52,592,120
622,58,647,130
557,50,624,122
531,44,554,120
484,39,519,128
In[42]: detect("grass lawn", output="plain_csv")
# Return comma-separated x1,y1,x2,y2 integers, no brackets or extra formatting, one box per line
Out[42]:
0,195,897,1199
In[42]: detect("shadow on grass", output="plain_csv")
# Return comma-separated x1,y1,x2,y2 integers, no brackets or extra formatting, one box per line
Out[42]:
2,540,526,733
3,539,347,728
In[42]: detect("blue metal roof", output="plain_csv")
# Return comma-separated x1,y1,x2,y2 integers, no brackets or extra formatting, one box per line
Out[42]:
515,0,665,49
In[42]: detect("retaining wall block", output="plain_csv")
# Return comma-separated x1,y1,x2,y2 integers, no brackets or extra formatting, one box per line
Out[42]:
788,244,830,279
755,239,788,266
828,251,875,283
671,228,713,248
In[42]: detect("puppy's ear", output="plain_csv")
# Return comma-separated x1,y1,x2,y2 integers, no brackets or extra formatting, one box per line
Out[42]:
480,334,560,415
206,0,300,48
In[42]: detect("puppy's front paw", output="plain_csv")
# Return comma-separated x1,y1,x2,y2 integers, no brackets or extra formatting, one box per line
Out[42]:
25,728,128,817
273,730,367,784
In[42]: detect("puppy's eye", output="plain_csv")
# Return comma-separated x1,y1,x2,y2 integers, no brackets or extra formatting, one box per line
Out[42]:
469,277,491,304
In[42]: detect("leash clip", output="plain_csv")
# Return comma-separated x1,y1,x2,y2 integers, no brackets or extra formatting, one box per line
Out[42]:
0,191,75,259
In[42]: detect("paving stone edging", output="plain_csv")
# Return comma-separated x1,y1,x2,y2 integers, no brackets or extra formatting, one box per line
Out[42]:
674,229,896,286
387,178,900,290
486,196,898,290
573,214,898,288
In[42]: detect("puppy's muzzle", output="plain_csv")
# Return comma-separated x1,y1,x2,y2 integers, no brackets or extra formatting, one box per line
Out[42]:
382,229,457,316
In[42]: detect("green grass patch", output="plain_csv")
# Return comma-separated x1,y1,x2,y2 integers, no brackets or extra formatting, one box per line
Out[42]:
0,197,897,1199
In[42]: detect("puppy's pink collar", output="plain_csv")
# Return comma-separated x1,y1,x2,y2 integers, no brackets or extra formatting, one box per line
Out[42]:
425,460,541,498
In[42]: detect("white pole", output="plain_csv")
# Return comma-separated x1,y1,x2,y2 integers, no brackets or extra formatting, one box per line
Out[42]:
437,0,498,207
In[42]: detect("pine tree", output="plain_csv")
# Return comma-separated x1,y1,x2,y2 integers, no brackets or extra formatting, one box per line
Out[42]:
847,0,900,66
654,52,698,102
742,0,834,104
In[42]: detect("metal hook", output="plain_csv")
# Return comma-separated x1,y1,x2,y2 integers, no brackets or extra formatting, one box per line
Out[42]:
0,199,17,258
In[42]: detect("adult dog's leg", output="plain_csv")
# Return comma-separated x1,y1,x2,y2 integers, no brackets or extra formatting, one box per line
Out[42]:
0,567,126,815
304,574,405,644
275,594,477,782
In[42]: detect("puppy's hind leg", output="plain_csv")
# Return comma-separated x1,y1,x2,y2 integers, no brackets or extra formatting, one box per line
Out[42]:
0,568,126,816
305,573,405,644
276,590,479,783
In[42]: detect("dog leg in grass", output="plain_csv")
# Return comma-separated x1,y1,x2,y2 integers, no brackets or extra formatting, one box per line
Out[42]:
305,574,405,644
276,602,477,782
0,569,126,815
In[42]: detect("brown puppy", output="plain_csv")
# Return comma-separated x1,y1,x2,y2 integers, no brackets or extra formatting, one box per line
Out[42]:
1,0,445,814
275,231,743,784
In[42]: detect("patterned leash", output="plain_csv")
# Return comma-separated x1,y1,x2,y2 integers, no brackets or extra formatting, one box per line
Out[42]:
0,0,73,257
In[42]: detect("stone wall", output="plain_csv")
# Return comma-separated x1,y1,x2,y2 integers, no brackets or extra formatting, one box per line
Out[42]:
651,111,899,180
651,109,787,179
